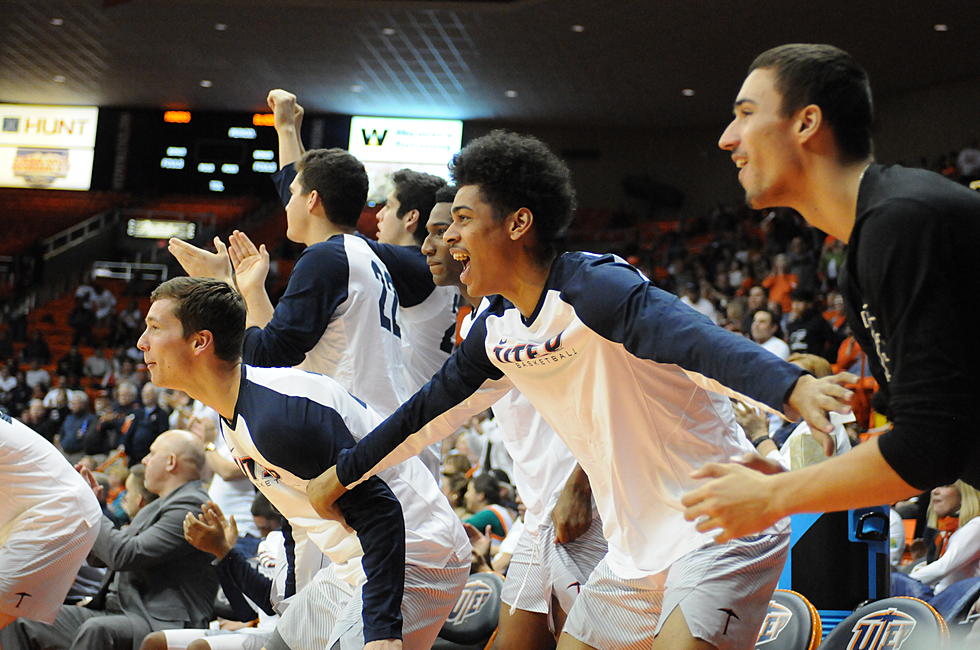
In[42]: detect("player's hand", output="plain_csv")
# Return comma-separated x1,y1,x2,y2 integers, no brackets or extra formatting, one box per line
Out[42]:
169,236,232,283
681,462,784,543
364,640,402,650
306,466,353,531
74,463,104,501
785,372,855,446
203,501,239,552
551,464,592,544
227,230,270,298
183,501,234,560
732,401,768,439
267,89,301,131
463,522,492,559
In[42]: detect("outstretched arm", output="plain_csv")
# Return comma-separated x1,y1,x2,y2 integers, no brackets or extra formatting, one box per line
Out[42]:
681,437,918,543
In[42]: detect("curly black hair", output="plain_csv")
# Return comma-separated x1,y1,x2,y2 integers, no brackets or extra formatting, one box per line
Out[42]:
391,169,447,245
449,130,576,257
296,148,369,228
433,184,458,205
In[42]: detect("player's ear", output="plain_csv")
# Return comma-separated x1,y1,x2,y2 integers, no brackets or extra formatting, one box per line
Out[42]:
307,189,322,213
403,209,420,233
509,208,534,241
190,330,214,357
796,104,822,144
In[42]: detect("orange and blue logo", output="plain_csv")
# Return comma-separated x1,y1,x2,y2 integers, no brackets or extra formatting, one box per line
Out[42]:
756,601,793,645
845,608,916,650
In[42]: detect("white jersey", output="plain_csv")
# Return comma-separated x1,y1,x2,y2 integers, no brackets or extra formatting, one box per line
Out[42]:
460,305,579,535
219,365,468,587
242,233,410,417
0,414,102,535
337,253,801,579
207,432,261,538
399,286,461,391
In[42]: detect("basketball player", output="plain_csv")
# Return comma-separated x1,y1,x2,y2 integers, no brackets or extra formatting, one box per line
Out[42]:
422,184,607,648
137,277,470,650
307,131,854,649
682,44,980,540
0,412,102,629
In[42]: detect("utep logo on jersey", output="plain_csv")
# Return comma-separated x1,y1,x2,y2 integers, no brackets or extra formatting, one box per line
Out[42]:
845,608,916,650
446,579,494,625
492,330,578,369
756,601,793,645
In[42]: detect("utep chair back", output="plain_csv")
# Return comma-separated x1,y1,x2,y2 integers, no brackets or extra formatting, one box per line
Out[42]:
819,596,948,650
433,572,503,650
755,589,821,650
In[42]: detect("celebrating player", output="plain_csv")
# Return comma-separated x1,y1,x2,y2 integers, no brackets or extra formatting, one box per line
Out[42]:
137,277,469,649
681,43,980,541
307,130,854,649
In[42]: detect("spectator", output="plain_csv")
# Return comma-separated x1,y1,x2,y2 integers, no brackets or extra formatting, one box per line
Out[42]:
0,430,218,649
21,331,50,365
463,473,515,542
83,345,112,383
74,278,96,310
69,298,96,347
24,359,51,391
442,472,469,519
0,365,16,409
18,398,59,442
122,382,170,467
9,370,33,415
91,284,117,327
785,288,838,361
120,463,158,522
761,253,798,314
56,391,98,462
56,346,85,378
680,281,720,324
740,284,769,332
750,307,790,360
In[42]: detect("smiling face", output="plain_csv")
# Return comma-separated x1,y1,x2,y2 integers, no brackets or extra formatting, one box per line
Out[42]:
444,185,517,298
719,68,804,209
136,299,195,392
421,202,464,287
931,485,961,519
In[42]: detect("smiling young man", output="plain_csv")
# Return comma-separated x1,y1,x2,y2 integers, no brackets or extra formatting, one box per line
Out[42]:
681,43,980,543
138,277,470,650
308,130,855,649
422,185,607,649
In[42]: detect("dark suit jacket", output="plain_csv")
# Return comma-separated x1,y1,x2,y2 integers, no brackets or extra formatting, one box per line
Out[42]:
90,479,218,649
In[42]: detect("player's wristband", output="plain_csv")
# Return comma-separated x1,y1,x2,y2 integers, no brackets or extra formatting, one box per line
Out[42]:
751,435,770,449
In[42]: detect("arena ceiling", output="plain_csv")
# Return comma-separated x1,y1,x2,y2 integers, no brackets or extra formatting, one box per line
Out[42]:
1,0,978,128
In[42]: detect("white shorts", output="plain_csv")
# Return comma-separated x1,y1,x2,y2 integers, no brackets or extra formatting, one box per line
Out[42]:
276,558,470,650
161,628,271,650
0,512,100,624
563,533,789,650
501,514,607,616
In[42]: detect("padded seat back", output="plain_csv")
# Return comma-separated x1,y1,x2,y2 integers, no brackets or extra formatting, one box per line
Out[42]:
820,596,948,649
435,572,502,648
755,589,821,649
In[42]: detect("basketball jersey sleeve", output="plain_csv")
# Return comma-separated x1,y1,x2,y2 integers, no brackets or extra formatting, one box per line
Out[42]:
336,311,513,488
359,237,437,308
559,253,804,412
215,547,276,619
242,240,349,368
271,163,297,206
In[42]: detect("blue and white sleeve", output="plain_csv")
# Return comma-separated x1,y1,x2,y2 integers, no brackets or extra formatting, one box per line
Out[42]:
336,312,513,488
563,254,804,412
242,242,349,367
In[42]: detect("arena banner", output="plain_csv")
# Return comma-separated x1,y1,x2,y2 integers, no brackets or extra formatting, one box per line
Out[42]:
348,115,462,202
0,103,99,190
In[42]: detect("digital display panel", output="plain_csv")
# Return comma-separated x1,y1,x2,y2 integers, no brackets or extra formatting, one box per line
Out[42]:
0,103,99,190
348,116,463,202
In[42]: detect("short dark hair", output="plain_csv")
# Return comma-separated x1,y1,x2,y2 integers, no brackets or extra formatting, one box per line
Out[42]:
150,278,245,363
391,169,447,245
296,148,369,228
250,492,280,519
750,44,873,162
449,130,577,256
471,473,502,505
434,184,458,205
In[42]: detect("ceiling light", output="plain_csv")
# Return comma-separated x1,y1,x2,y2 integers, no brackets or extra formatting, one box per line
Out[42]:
505,90,518,98
381,27,396,36
200,80,212,88
214,23,227,31
50,17,63,26
351,85,364,93
933,24,948,31
571,24,585,32
53,75,66,83
681,88,695,96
